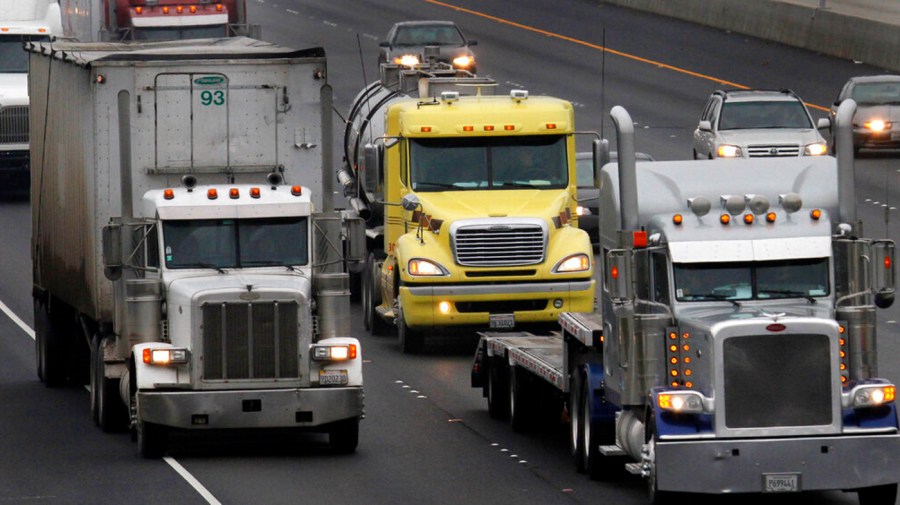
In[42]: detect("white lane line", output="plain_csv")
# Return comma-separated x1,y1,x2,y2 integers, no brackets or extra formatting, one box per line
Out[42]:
0,298,35,340
0,298,219,505
164,457,223,505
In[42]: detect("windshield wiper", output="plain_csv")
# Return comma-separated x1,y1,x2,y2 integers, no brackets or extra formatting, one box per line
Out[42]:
688,293,742,308
414,181,456,189
183,262,227,273
759,289,816,304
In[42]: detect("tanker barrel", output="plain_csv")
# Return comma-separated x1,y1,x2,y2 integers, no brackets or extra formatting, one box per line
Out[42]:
610,106,638,232
834,99,857,228
349,197,371,221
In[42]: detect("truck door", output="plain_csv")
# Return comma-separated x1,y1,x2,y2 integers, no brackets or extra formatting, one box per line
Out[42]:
151,73,280,173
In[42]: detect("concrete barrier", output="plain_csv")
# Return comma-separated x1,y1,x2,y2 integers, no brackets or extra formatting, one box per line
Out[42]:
602,0,900,71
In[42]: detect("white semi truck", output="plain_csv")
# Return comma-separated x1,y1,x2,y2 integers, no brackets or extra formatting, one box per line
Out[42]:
28,37,364,457
471,102,899,503
0,0,62,195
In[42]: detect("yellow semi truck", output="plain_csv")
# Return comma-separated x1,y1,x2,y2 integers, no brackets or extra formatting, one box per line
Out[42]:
340,63,596,352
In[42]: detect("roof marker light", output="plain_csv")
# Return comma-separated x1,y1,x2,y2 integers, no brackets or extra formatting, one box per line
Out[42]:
766,212,777,223
176,6,183,14
545,123,557,130
250,187,261,199
673,214,683,225
291,185,303,196
484,125,494,131
216,4,224,11
810,208,822,220
207,188,218,200
462,125,473,132
162,6,169,13
190,5,197,13
135,6,143,13
229,188,239,199
720,214,731,225
421,126,432,133
163,189,174,200
743,213,754,225
504,124,515,131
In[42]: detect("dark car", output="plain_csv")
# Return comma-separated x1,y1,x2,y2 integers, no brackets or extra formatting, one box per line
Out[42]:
830,75,900,154
378,20,477,73
576,151,654,244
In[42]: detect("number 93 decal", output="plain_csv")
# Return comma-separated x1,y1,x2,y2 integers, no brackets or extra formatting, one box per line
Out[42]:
200,90,225,106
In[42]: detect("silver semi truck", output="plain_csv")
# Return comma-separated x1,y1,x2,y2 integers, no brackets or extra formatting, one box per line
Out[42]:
472,101,899,504
29,37,364,457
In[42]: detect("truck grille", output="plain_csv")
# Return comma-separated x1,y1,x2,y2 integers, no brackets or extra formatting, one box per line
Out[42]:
746,144,800,157
723,333,831,429
0,106,29,144
201,301,299,380
453,223,546,266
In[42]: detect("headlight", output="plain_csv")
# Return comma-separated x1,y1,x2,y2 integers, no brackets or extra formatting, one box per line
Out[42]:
576,205,591,216
864,119,889,132
408,258,449,276
142,348,190,366
312,344,358,361
394,54,420,67
553,253,590,273
657,391,708,414
804,142,828,156
717,144,743,158
845,383,896,408
452,55,474,68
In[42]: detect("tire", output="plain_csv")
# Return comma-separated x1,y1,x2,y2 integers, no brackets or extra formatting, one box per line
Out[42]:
487,356,510,420
34,300,44,382
646,414,674,505
570,371,585,472
364,254,390,336
397,302,424,354
580,376,617,480
137,419,167,459
858,483,898,505
328,417,360,454
37,302,66,388
508,366,533,433
90,335,100,424
97,338,128,433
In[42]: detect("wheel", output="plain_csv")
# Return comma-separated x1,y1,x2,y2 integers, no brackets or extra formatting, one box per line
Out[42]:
570,371,585,472
137,419,167,459
580,375,617,480
328,417,360,454
97,339,128,432
397,302,423,354
364,254,390,336
858,483,898,505
646,414,674,504
90,335,100,424
692,149,699,160
33,300,44,381
508,366,533,433
36,301,66,388
487,356,510,420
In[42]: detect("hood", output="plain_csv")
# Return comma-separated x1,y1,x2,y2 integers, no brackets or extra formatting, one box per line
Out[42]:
855,104,900,123
717,128,823,146
677,301,833,330
165,270,311,309
0,74,29,106
415,189,571,223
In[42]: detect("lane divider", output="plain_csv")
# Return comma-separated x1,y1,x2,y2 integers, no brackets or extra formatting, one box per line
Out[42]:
0,298,34,340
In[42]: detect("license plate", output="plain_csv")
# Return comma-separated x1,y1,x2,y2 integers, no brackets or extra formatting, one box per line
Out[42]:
489,313,515,329
319,370,349,386
891,130,900,141
763,473,800,493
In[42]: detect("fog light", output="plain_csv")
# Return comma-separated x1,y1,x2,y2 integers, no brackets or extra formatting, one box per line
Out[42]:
438,301,451,314
553,298,563,309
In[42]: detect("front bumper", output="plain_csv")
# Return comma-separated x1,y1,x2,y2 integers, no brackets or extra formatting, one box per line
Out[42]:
400,280,595,328
137,386,363,430
655,432,900,493
853,128,900,149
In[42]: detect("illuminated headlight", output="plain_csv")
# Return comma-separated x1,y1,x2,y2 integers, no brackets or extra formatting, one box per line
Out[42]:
408,258,449,276
312,344,358,361
845,383,896,408
864,119,889,132
142,348,190,366
553,253,590,273
452,55,474,68
804,142,828,156
717,144,743,158
394,54,420,67
575,205,591,216
657,391,707,414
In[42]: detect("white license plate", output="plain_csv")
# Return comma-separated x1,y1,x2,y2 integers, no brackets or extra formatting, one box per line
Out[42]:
891,130,900,141
764,473,800,493
489,313,515,329
319,370,349,386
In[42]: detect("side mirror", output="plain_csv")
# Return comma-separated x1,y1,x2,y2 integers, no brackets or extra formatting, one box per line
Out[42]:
401,193,420,212
606,248,633,303
817,117,831,130
363,143,384,202
593,138,609,189
873,240,895,308
343,215,367,264
102,221,123,281
698,120,712,132
468,40,478,46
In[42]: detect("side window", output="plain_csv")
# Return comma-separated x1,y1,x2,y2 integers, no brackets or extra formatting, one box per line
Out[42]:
709,98,723,130
651,251,670,304
602,247,611,292
400,139,408,187
701,97,715,121
146,224,160,269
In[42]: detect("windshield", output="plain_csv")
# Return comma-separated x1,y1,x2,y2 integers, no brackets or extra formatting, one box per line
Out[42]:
718,101,813,130
674,258,829,302
393,25,464,46
850,81,900,105
163,217,309,269
0,35,50,73
133,25,226,41
409,135,568,191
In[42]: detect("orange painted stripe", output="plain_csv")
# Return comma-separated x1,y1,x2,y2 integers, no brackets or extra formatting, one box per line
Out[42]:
424,0,830,113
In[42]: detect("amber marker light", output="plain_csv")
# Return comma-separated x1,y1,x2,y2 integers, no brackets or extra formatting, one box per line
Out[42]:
135,6,143,13
291,185,303,196
250,187,261,199
743,213,754,225
163,189,175,200
673,214,683,225
545,123,557,130
504,124,515,131
207,188,218,200
176,5,183,13
463,125,473,132
810,209,822,220
229,188,239,199
484,125,494,131
421,126,432,133
720,214,731,224
766,212,777,223
190,5,197,13
162,6,170,13
216,3,224,11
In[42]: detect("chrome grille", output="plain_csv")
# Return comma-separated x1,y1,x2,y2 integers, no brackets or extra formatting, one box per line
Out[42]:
0,106,29,144
453,223,546,266
746,144,800,157
723,333,831,429
201,301,299,380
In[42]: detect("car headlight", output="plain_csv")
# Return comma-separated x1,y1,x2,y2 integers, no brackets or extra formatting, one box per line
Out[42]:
452,55,474,68
553,253,590,273
408,258,450,276
576,205,591,216
394,54,420,67
142,348,190,366
657,391,709,414
863,119,889,132
312,344,358,361
804,142,828,156
717,144,743,158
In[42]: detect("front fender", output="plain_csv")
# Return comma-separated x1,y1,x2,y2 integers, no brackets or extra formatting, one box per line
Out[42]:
132,342,191,390
310,337,364,387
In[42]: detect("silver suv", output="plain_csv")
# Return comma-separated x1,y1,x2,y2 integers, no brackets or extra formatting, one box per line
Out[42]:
693,89,829,159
